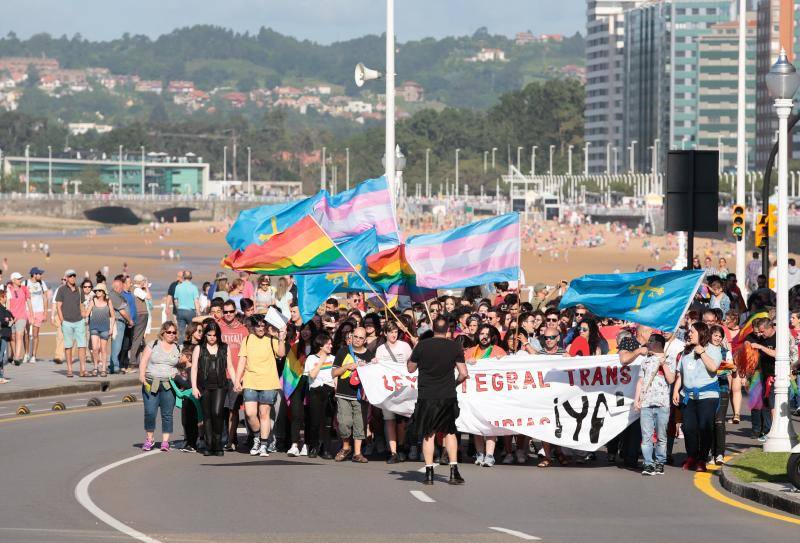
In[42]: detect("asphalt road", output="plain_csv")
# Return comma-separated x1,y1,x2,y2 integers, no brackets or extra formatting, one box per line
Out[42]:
0,392,798,543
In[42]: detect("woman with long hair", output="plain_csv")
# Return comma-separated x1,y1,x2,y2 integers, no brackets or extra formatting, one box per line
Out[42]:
88,283,115,377
723,311,743,424
227,279,244,311
708,324,733,465
568,317,602,356
333,321,355,353
304,332,336,459
191,320,235,456
139,321,181,451
177,321,204,452
672,322,721,472
254,276,276,314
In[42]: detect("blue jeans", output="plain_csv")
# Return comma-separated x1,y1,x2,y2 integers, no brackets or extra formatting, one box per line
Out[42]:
142,383,176,434
109,321,126,374
176,309,195,342
0,339,6,379
640,405,669,465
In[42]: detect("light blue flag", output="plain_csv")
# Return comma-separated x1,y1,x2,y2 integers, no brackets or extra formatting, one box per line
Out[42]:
225,193,325,250
559,270,706,331
294,228,380,322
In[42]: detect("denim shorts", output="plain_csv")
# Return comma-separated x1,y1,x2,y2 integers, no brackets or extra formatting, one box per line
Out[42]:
90,329,110,340
243,388,278,405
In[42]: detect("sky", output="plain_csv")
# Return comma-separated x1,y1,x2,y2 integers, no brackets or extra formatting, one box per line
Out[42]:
0,0,585,43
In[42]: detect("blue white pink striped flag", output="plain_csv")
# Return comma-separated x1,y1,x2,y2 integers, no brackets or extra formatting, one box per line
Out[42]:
405,213,521,289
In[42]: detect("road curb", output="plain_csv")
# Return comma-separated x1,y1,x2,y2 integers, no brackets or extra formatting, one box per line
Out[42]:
720,455,800,517
0,376,139,402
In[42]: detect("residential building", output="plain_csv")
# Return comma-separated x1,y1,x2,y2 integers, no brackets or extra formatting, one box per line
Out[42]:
345,100,373,114
67,122,114,135
696,18,756,172
585,0,643,173
0,57,59,74
469,48,507,62
623,1,671,173
755,0,799,169
399,81,425,102
221,92,247,108
516,31,536,45
167,80,195,94
135,80,163,94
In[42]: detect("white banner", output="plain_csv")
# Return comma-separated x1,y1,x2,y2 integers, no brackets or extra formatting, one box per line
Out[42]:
358,354,641,452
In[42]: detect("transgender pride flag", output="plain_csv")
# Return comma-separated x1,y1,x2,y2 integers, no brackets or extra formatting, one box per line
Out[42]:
405,213,520,289
315,176,399,250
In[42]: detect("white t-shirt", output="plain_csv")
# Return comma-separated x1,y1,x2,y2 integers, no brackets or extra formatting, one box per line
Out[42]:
304,353,334,389
24,279,48,313
374,340,412,366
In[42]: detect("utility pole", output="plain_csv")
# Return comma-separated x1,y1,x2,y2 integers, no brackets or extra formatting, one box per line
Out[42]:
455,148,461,198
321,146,327,192
247,146,252,196
140,145,145,195
118,145,123,195
425,148,430,198
345,147,350,191
734,0,747,294
531,146,537,176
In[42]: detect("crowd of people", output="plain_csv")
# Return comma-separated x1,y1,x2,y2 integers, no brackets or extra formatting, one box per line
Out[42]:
0,252,797,483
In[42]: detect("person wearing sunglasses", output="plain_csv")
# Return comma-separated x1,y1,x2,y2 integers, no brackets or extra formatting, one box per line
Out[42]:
55,269,88,378
332,326,375,463
139,322,182,452
537,332,565,356
192,320,235,456
567,318,602,357
216,299,249,451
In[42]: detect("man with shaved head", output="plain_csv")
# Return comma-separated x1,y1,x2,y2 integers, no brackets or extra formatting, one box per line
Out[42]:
331,326,375,462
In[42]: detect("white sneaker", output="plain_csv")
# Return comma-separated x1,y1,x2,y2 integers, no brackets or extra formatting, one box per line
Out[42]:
474,453,485,465
515,449,527,464
714,455,724,465
258,444,269,457
502,453,514,464
299,444,308,456
22,354,30,364
250,437,261,456
287,444,300,457
28,356,36,364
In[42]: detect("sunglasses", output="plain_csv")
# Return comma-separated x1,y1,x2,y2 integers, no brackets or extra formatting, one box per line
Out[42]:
544,335,558,340
82,285,92,289
580,327,590,332
164,330,177,335
546,317,558,322
576,312,587,317
223,310,236,315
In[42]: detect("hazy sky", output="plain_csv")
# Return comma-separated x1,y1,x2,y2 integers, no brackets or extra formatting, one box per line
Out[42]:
0,0,585,43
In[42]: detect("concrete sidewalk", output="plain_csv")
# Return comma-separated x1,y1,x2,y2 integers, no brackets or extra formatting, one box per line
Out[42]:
0,360,139,401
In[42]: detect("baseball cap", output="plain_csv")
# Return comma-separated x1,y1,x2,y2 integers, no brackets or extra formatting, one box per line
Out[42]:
534,282,547,293
10,272,22,280
64,269,77,277
29,267,45,275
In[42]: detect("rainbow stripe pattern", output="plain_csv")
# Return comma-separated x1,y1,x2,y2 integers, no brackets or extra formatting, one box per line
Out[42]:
282,343,305,398
731,311,768,352
221,215,349,275
367,244,435,305
405,213,521,289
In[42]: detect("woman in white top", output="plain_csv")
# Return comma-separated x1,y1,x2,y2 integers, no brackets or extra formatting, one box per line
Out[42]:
304,332,335,460
373,321,413,464
274,276,293,318
254,276,276,314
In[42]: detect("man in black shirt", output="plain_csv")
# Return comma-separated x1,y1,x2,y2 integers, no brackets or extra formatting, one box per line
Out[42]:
746,317,777,440
331,326,374,463
407,317,468,485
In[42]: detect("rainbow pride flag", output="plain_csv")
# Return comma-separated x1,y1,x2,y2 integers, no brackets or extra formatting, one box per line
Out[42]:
367,245,436,306
731,311,768,352
221,215,350,275
282,343,305,398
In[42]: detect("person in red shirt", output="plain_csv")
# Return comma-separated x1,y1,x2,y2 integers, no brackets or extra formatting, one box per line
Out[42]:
217,299,250,451
7,272,32,365
568,318,602,357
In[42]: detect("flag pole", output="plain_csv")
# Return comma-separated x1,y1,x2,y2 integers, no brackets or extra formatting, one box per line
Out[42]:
308,215,403,323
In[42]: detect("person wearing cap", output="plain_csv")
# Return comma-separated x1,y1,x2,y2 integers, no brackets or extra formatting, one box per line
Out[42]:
87,283,116,377
23,267,48,364
530,281,565,313
55,269,87,378
7,272,32,366
128,274,151,369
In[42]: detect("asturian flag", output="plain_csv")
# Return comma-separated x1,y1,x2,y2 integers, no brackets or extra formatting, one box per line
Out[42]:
559,270,706,331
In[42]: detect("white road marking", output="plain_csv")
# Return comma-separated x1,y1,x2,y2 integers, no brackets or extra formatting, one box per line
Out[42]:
489,527,541,540
0,411,13,417
409,490,436,503
75,451,163,543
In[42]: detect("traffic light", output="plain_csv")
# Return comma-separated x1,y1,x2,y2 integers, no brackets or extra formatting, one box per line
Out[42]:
731,204,745,241
755,213,769,248
767,204,777,236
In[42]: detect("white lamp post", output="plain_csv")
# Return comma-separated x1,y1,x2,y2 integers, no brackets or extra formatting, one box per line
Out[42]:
455,148,461,198
47,145,52,195
630,140,637,173
516,146,523,171
584,141,591,177
320,146,326,192
491,147,497,170
425,148,430,198
345,147,350,191
24,144,29,196
140,146,145,195
247,146,252,197
548,144,554,175
764,49,800,452
531,145,537,176
568,144,573,176
118,144,123,195
385,0,396,203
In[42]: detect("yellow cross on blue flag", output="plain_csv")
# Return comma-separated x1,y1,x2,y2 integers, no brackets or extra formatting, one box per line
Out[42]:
559,270,706,331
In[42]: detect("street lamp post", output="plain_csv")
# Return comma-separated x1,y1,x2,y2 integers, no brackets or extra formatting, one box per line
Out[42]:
247,146,252,196
140,146,145,195
425,148,431,198
630,140,637,173
516,146,523,171
148,182,159,196
652,138,660,195
735,0,747,293
483,150,488,173
118,145,123,195
584,141,591,177
568,145,573,176
531,146,537,176
24,144,29,196
321,146,326,192
223,145,227,182
492,147,497,170
606,142,611,174
384,0,396,203
613,146,619,175
455,148,461,198
345,147,350,191
718,136,724,174
548,145,554,175
764,50,800,452
47,145,52,195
